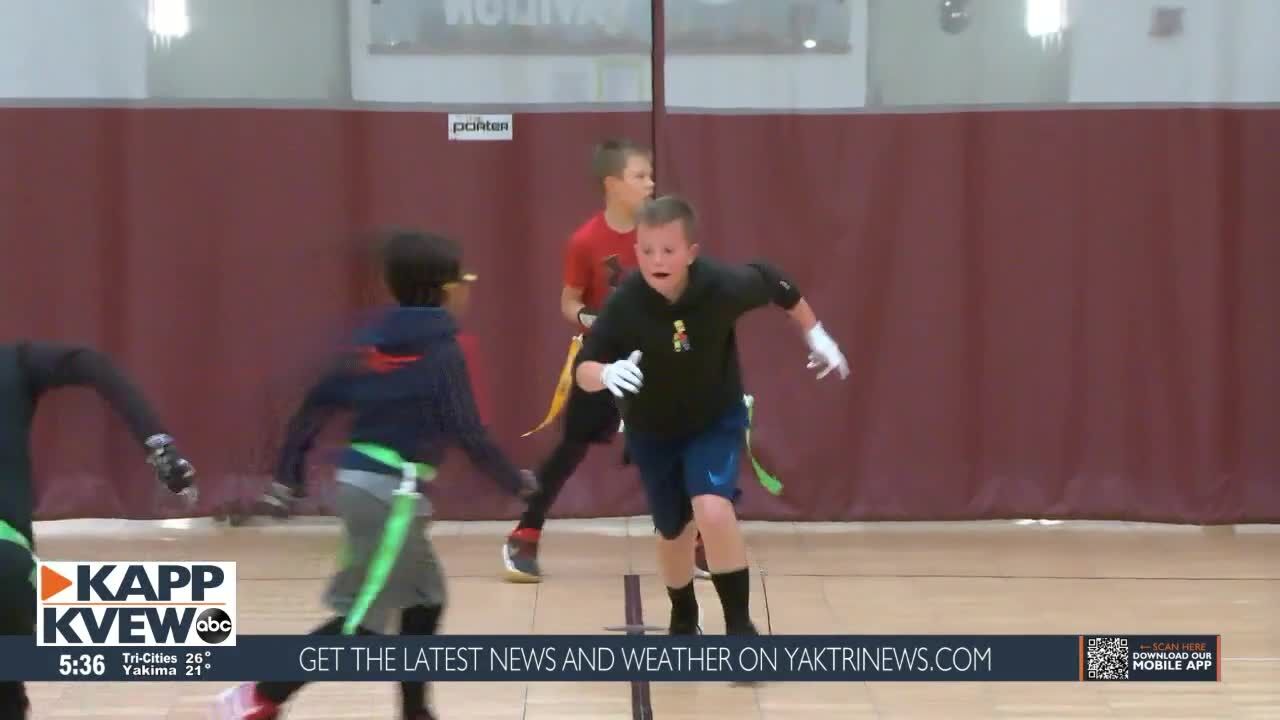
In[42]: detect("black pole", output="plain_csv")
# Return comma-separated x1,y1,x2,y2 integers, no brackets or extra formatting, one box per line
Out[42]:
650,0,665,191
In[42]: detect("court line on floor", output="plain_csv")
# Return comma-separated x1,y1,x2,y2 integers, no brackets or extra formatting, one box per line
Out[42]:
624,573,654,720
235,572,1280,582
758,573,1280,581
519,578,540,720
759,569,775,635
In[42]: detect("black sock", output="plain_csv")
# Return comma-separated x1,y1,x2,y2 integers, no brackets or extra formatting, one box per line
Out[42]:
710,568,753,633
516,440,590,532
667,580,699,631
257,615,373,704
0,681,27,719
401,604,442,635
400,605,443,716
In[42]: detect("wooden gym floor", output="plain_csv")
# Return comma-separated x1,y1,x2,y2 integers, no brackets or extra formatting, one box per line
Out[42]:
25,516,1280,719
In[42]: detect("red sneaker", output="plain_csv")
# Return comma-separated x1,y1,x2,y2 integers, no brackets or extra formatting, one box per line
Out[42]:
503,528,542,583
210,683,281,720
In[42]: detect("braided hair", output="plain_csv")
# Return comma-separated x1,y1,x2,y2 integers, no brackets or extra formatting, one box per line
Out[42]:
380,230,463,307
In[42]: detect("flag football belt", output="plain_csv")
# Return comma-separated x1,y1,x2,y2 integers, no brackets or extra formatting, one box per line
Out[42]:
0,519,37,586
341,443,432,635
523,334,584,437
350,442,437,482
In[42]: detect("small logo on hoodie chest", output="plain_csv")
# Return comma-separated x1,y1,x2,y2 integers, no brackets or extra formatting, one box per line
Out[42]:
358,347,423,373
672,320,691,352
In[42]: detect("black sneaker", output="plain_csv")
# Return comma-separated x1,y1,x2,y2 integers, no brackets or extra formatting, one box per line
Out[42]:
669,605,704,635
503,528,542,583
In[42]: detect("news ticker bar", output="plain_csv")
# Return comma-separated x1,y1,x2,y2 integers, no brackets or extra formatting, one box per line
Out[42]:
0,635,1220,683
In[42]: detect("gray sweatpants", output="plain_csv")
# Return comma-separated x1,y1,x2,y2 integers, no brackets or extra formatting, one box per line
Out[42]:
325,469,445,634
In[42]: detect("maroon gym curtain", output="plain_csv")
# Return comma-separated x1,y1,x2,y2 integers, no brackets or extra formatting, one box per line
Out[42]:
657,108,1280,524
1,0,1276,525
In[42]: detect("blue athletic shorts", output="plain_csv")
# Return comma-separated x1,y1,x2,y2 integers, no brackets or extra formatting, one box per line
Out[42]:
623,400,749,539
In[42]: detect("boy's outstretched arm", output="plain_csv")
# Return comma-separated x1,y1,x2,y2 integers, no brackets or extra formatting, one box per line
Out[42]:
261,351,367,514
727,261,850,380
436,345,538,499
271,380,342,500
18,341,196,497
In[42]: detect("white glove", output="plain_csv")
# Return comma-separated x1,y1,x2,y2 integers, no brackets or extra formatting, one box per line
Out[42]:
805,322,849,380
600,350,643,398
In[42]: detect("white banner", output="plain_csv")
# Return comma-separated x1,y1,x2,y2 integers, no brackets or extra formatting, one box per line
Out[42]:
447,114,514,141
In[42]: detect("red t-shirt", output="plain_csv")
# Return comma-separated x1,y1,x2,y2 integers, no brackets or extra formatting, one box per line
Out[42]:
563,213,638,328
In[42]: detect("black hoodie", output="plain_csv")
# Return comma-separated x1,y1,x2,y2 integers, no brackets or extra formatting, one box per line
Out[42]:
0,342,166,546
578,256,801,438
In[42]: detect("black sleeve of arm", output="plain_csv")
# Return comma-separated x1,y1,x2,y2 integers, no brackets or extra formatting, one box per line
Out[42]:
576,297,627,368
576,328,612,367
436,344,525,496
18,342,166,445
723,260,803,315
274,373,344,493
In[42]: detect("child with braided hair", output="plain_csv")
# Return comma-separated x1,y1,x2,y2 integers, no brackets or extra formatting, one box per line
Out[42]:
211,230,536,720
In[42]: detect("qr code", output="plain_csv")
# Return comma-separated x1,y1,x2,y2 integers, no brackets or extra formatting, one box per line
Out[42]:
1086,637,1130,680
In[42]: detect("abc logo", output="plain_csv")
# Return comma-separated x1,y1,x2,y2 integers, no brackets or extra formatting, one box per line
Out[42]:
195,609,234,644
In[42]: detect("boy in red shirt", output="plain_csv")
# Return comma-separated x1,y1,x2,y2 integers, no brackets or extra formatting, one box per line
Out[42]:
505,139,712,581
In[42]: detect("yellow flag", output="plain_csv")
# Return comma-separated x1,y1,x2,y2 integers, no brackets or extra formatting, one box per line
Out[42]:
522,335,584,437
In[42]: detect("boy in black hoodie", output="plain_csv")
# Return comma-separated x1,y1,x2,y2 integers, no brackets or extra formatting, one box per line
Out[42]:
575,196,848,636
211,230,537,720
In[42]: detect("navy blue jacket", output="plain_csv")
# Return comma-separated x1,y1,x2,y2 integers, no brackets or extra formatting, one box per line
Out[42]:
275,306,524,496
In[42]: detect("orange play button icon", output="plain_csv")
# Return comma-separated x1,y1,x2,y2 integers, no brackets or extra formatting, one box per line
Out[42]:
40,566,72,601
